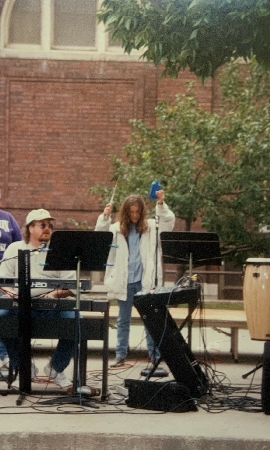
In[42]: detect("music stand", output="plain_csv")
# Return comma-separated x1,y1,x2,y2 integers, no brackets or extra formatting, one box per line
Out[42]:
161,231,221,275
43,230,113,406
160,231,221,346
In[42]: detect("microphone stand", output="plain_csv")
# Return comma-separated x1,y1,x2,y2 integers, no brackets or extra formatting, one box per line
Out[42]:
154,215,159,288
152,215,159,365
141,214,168,379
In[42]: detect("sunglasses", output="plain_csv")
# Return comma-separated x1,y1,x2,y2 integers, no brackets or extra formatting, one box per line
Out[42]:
37,222,54,230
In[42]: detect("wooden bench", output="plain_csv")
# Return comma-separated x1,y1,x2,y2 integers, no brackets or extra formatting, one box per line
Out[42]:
108,305,248,362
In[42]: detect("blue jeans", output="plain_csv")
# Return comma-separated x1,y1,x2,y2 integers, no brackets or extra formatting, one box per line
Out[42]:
116,281,160,362
0,340,8,361
0,309,75,373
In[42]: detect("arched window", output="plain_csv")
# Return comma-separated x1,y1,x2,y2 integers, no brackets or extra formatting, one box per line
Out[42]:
9,0,41,45
53,0,97,48
0,0,141,61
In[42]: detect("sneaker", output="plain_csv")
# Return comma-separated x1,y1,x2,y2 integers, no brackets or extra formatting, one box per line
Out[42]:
110,356,125,367
11,375,20,389
44,362,72,389
53,371,73,389
1,355,9,367
44,362,57,379
31,362,39,379
11,362,39,389
0,356,10,377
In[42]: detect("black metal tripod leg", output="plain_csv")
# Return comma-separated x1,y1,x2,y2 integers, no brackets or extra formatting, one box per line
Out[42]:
242,363,263,379
16,392,26,406
262,341,270,414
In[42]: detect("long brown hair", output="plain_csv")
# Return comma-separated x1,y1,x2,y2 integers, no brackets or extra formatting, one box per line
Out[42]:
23,225,31,243
118,194,148,237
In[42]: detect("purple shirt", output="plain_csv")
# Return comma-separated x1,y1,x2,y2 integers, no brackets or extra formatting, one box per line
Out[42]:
0,210,22,260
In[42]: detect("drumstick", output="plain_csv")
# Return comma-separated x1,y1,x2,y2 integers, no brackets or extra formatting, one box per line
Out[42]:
109,183,117,205
104,183,117,218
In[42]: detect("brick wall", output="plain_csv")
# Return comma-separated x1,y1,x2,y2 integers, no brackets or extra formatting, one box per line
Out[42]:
158,67,214,111
0,57,215,230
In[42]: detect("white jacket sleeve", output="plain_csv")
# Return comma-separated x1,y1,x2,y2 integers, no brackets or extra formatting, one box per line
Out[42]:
95,213,112,232
155,201,175,232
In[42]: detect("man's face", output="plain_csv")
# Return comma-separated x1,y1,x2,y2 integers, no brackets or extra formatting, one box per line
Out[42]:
129,205,141,224
29,220,54,244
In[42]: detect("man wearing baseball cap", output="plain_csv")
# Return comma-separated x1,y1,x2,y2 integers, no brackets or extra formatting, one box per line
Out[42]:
0,208,76,389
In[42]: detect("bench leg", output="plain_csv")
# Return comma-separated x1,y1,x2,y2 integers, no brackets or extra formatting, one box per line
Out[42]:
231,328,239,362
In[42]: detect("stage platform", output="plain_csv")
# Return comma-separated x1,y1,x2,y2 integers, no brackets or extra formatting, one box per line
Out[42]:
0,324,269,450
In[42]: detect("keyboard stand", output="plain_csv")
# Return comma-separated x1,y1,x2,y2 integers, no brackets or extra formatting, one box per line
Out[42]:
0,307,110,402
11,231,112,407
17,249,32,403
134,292,208,398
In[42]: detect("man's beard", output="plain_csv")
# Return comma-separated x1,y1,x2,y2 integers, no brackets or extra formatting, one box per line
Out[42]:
38,236,50,243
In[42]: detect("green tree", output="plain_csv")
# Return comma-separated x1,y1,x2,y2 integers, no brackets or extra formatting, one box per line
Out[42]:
90,60,270,263
98,0,270,80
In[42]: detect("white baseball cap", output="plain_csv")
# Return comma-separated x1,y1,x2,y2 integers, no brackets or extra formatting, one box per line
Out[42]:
26,208,55,225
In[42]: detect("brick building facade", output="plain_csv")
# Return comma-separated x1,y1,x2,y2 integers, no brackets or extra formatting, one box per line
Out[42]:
0,0,219,231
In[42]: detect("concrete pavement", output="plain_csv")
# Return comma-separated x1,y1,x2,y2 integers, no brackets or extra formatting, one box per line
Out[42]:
0,324,269,450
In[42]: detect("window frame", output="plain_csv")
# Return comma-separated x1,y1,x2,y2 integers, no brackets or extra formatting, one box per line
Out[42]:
0,0,142,61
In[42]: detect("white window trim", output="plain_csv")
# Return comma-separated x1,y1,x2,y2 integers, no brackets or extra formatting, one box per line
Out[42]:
0,0,143,62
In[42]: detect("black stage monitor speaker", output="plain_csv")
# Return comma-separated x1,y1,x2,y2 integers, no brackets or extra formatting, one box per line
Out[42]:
125,379,197,412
